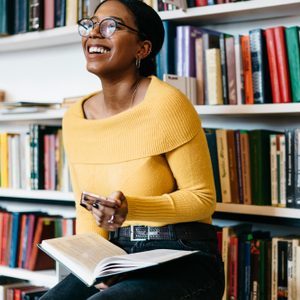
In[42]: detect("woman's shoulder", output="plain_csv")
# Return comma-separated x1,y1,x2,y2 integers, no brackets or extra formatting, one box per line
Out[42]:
149,76,199,121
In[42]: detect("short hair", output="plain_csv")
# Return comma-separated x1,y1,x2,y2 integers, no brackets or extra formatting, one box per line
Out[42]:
94,0,165,76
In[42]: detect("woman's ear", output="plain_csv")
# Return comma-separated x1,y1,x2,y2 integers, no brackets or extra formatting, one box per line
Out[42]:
136,40,152,60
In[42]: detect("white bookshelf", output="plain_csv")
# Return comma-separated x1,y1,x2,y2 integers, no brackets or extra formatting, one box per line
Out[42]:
0,109,67,121
0,1,299,53
0,266,57,288
216,203,300,219
1,0,300,291
0,188,74,202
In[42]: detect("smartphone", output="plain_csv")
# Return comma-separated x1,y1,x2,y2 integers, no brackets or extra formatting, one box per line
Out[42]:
80,191,119,209
80,191,101,209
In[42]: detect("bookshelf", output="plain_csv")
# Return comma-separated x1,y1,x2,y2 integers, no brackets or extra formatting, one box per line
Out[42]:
0,0,300,294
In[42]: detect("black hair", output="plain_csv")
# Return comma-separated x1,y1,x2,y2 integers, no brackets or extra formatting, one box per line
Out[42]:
94,0,165,76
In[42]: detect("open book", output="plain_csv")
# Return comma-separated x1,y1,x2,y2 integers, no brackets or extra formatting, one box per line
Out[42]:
38,232,198,286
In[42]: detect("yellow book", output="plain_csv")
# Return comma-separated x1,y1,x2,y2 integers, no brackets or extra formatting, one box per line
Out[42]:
0,133,8,188
205,48,223,105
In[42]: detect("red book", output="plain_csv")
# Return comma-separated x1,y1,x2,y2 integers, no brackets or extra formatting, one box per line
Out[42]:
241,35,254,104
44,0,55,30
273,26,292,103
195,0,208,6
229,236,238,300
265,28,281,103
28,217,56,271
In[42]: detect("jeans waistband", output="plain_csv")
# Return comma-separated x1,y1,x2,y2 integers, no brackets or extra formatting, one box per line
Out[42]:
109,222,217,241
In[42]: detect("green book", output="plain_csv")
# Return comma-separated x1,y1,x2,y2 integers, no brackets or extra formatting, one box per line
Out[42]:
285,26,300,102
248,130,274,206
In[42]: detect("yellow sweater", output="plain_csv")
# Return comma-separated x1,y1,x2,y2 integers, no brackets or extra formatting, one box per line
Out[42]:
63,76,216,238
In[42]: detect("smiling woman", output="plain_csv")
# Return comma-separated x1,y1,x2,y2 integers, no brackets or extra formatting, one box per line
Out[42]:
40,0,224,299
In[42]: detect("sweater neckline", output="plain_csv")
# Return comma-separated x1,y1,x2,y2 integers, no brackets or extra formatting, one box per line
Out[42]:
80,75,155,121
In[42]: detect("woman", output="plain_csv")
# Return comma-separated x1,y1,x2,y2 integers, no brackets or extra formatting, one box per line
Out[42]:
41,0,224,299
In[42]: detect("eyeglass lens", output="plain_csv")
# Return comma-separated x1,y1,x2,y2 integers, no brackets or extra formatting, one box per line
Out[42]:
78,19,117,38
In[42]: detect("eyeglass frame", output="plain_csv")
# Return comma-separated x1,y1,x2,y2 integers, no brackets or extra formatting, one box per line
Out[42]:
77,17,146,39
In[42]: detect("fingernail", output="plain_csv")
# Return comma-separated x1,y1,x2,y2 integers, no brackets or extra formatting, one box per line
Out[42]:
92,203,99,208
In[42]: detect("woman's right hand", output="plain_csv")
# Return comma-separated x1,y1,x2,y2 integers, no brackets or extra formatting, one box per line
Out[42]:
90,191,128,231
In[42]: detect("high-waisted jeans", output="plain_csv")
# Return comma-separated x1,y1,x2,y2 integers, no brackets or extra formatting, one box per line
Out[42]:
40,225,224,300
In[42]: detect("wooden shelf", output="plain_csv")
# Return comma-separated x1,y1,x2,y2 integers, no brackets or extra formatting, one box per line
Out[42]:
216,203,300,219
0,0,299,52
0,188,74,202
0,266,57,287
195,103,300,115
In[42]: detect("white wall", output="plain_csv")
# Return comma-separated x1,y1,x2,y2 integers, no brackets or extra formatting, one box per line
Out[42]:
0,42,100,101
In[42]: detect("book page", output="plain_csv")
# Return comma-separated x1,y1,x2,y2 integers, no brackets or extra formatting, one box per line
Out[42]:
40,233,126,285
94,249,198,278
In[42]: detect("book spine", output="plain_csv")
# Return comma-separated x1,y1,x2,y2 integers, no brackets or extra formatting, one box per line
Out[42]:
44,0,55,30
270,134,278,207
285,26,300,102
225,35,237,105
216,129,232,203
277,240,288,299
205,48,223,105
241,35,254,104
285,130,294,208
29,0,43,31
234,130,244,203
234,34,244,105
273,26,292,103
294,129,300,208
219,33,228,105
195,37,205,105
265,28,281,104
278,134,286,207
249,28,271,104
240,131,252,205
227,130,240,203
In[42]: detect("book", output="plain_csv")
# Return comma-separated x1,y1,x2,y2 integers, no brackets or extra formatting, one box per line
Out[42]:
240,130,252,205
285,26,300,103
226,130,240,203
225,35,237,105
28,216,57,271
205,48,223,105
241,35,254,104
216,129,231,203
44,0,55,30
205,128,222,202
28,0,44,31
265,27,281,104
249,28,271,104
273,26,292,104
156,20,176,80
248,129,274,206
38,232,199,287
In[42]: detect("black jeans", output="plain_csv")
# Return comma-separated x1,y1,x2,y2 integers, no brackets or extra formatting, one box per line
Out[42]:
41,225,224,300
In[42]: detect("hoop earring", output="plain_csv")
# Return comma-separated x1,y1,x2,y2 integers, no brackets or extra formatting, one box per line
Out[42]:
136,57,141,69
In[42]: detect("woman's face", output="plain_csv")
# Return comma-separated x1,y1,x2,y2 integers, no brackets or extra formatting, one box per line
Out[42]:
82,0,142,78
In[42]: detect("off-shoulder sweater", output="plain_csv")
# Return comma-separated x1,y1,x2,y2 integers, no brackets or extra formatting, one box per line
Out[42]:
63,76,216,238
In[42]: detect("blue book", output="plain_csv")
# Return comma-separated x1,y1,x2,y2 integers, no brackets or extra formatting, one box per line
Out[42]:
208,0,215,4
157,21,177,80
9,212,21,268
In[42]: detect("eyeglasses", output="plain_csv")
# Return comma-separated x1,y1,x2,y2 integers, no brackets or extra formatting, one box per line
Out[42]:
77,17,141,38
